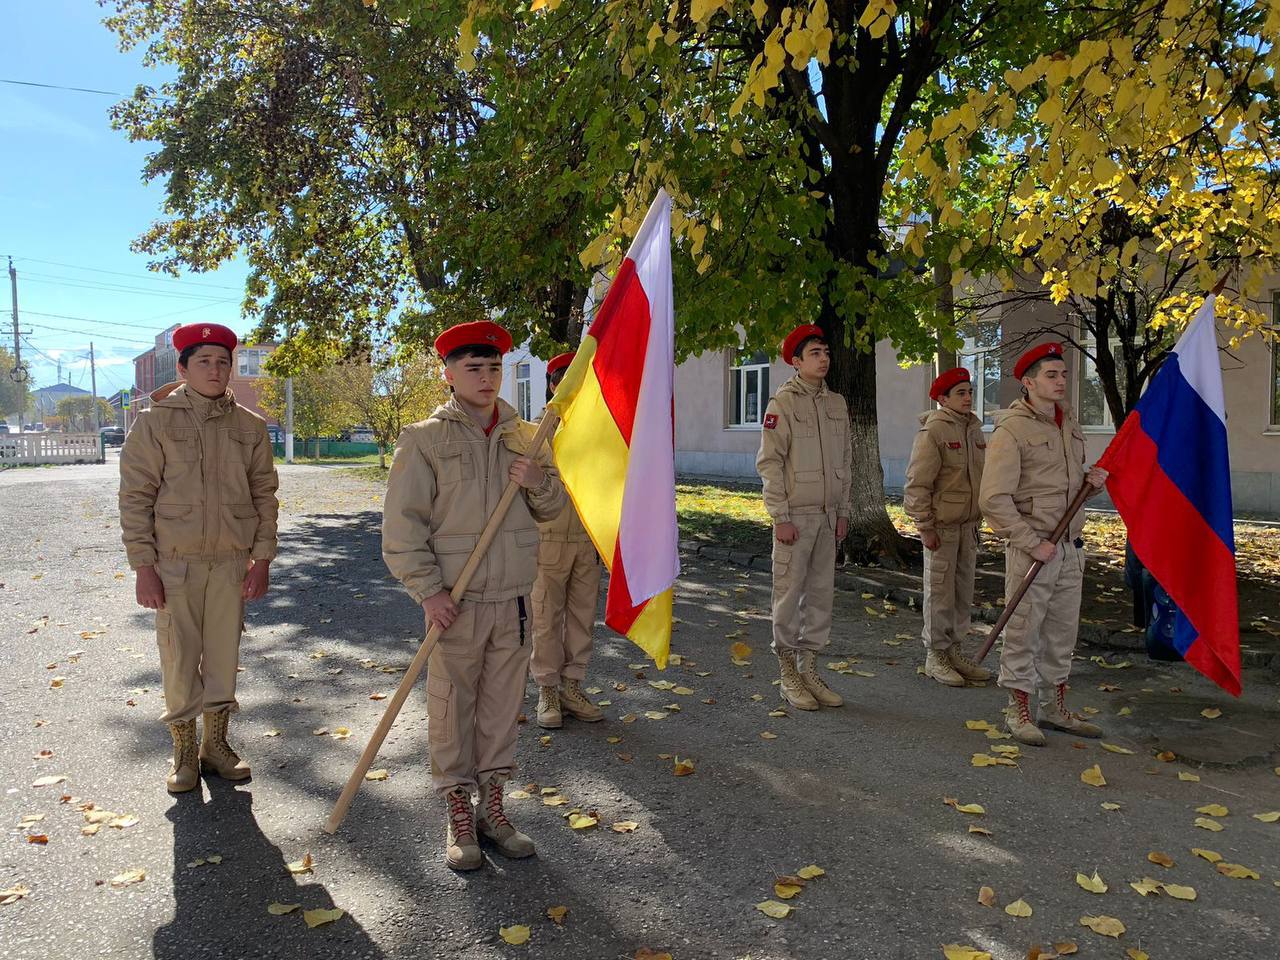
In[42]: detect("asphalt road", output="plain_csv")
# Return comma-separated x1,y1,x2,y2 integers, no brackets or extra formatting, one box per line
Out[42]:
2,457,1278,960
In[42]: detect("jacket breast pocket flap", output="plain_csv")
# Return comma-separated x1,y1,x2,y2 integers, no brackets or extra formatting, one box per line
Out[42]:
155,503,192,520
163,427,199,460
435,534,478,554
941,491,968,503
515,529,541,548
793,469,822,485
792,414,815,437
435,444,474,483
230,503,259,519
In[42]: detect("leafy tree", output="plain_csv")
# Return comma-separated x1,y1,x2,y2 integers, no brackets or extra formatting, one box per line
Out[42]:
55,396,114,432
258,366,353,459
330,351,449,468
0,347,29,421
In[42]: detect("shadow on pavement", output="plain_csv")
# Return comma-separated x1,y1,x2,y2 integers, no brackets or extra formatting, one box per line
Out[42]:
156,779,385,960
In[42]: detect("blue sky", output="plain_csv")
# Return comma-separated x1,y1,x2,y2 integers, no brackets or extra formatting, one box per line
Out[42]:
1,1,249,397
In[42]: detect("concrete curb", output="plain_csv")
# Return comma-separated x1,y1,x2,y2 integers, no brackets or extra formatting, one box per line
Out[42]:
679,540,1280,675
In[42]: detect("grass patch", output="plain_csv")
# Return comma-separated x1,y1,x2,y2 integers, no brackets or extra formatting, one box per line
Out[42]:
341,464,391,483
275,453,384,466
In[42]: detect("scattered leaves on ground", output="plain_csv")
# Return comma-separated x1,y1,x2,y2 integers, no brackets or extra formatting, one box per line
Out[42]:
796,865,825,879
1080,765,1106,787
286,853,314,875
364,769,389,781
1252,811,1280,822
1195,803,1229,817
977,885,996,907
304,908,344,929
1200,708,1222,719
1004,898,1032,917
673,757,695,776
1194,818,1224,832
547,905,568,925
1100,743,1134,755
1147,851,1174,868
1216,863,1260,879
1076,871,1107,893
1079,915,1126,938
499,924,531,945
1192,848,1223,863
773,882,803,900
267,902,300,915
31,775,66,788
942,946,992,960
567,814,597,830
755,899,791,919
109,869,145,888
611,821,639,833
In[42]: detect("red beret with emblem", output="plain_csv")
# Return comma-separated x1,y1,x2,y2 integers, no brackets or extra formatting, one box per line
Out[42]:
1013,341,1065,380
434,321,513,361
781,324,825,364
173,323,238,354
547,352,575,377
929,367,971,401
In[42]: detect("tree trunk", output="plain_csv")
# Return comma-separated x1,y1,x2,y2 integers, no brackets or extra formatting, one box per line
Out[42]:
932,210,957,371
378,443,386,469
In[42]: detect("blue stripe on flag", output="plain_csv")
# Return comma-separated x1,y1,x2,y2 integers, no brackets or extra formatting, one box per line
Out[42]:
1173,610,1199,657
1135,354,1235,552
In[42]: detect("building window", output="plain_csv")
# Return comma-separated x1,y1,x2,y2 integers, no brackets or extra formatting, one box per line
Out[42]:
729,350,770,426
516,362,532,421
238,348,265,377
957,320,1002,426
1076,326,1124,430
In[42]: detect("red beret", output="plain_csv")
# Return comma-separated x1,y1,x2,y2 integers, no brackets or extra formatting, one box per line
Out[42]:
434,321,513,361
781,324,825,364
929,367,971,401
547,352,575,376
173,323,237,354
1013,342,1065,380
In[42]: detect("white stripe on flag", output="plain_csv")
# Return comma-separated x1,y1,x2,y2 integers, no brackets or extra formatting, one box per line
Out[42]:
1173,294,1227,425
618,189,680,603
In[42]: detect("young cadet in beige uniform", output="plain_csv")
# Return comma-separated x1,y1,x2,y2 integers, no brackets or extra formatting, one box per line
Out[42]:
119,323,279,793
756,324,851,711
382,321,567,871
903,367,993,687
531,352,605,729
979,342,1108,745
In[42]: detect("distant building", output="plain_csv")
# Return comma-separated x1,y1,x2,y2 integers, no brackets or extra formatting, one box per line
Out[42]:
28,383,91,419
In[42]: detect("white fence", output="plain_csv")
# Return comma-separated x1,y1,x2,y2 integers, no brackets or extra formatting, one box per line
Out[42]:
0,433,104,467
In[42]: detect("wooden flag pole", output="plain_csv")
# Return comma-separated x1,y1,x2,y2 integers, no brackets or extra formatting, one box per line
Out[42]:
976,481,1097,664
324,409,562,834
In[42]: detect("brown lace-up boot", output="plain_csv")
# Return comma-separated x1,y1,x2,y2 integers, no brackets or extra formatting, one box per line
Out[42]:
798,651,844,707
199,709,250,780
444,787,482,871
559,678,604,722
476,775,535,858
1005,690,1047,746
166,719,199,793
777,652,819,711
946,646,992,683
536,686,563,729
1039,683,1103,738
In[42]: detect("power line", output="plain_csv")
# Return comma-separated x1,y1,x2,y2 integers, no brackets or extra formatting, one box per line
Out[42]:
6,255,242,291
25,321,151,346
0,78,171,101
21,308,199,332
20,274,233,302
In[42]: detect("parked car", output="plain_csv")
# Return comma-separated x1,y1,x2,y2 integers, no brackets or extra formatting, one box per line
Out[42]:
100,427,126,447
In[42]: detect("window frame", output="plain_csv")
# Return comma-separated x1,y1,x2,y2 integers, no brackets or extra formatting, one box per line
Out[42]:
515,362,532,421
1075,323,1123,433
1269,293,1280,430
727,350,771,428
956,319,1003,429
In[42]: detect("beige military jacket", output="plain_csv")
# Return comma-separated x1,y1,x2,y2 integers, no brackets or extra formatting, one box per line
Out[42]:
382,397,567,605
119,382,279,570
903,407,986,531
979,399,1087,554
756,375,852,523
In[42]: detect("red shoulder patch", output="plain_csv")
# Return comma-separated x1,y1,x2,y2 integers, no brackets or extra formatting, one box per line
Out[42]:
763,413,778,430
946,441,962,449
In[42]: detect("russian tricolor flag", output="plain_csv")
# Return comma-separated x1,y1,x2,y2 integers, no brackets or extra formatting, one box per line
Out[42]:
1098,294,1241,695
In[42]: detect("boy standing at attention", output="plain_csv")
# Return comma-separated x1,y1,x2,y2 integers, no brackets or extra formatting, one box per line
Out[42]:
382,321,567,870
120,323,279,793
531,352,605,729
756,324,851,711
903,368,993,687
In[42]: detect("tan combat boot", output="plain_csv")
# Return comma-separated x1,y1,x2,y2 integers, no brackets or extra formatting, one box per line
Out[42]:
798,651,844,707
777,652,819,711
536,686,563,729
444,787,482,871
476,775,535,859
946,646,993,683
559,678,604,723
925,650,965,687
1039,684,1103,738
166,719,200,793
1005,690,1047,746
198,709,251,780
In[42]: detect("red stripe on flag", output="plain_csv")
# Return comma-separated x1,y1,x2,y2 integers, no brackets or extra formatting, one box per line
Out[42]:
587,258,651,445
1103,412,1241,695
604,538,647,637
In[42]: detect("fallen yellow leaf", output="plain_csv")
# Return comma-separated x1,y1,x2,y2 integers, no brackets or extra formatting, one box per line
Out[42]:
643,711,668,721
611,820,639,833
1195,803,1229,817
286,853,314,875
760,732,778,740
942,946,992,960
364,769,389,781
547,905,568,925
1216,863,1260,879
673,757,695,776
671,686,695,696
968,825,992,836
0,885,31,905
330,727,351,740
567,814,597,830
755,900,791,919
1147,851,1174,868
1252,811,1280,822
499,924,531,945
1004,898,1032,917
1200,707,1222,719
542,796,569,806
1053,943,1079,956
1079,914,1126,938
1195,817,1225,833
729,641,751,660
977,885,996,907
1101,802,1122,811
31,775,67,788
965,719,994,731
796,865,825,879
1127,950,1151,960
303,908,344,929
1080,765,1106,787
1129,877,1162,896
1162,883,1197,900
1075,871,1107,893
267,902,300,915
109,869,145,888
1178,771,1201,782
773,882,803,900
1155,750,1176,761
1100,743,1134,755
1191,848,1223,863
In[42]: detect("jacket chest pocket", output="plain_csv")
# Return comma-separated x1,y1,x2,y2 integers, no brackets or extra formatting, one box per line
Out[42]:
224,429,257,463
792,413,815,439
1070,428,1086,465
161,427,199,462
824,406,847,442
435,444,476,485
1022,435,1058,468
941,441,967,467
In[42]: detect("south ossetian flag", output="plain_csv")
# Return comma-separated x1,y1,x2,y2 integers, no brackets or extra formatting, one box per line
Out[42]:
548,190,679,668
1098,294,1240,695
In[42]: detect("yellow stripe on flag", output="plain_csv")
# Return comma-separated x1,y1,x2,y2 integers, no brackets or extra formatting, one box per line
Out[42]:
628,589,672,668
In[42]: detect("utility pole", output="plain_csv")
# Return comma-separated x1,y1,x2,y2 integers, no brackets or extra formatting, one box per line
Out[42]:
9,257,27,431
89,342,100,433
285,375,295,463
